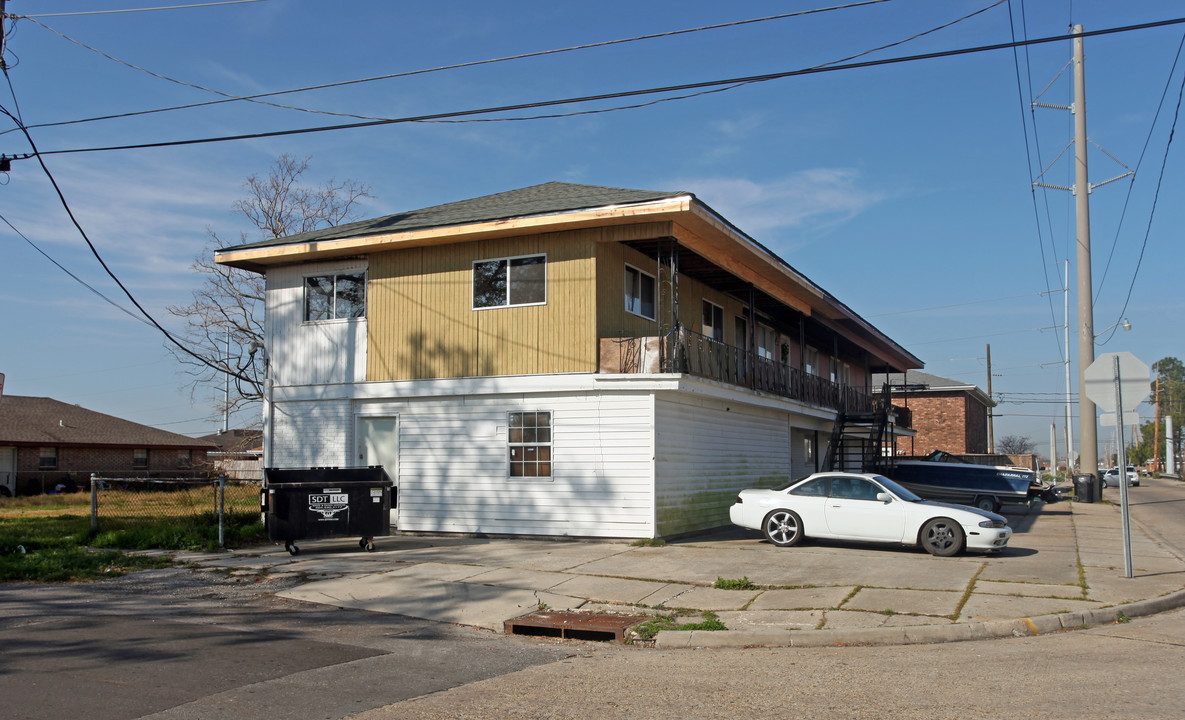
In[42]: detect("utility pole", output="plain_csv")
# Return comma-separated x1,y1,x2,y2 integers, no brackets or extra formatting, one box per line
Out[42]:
1064,259,1074,471
987,343,994,453
0,0,8,71
1073,25,1099,480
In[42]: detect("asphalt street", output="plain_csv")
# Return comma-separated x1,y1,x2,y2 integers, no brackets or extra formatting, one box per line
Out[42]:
0,569,576,720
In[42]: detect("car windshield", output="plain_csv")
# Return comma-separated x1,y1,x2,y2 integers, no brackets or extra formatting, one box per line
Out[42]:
870,475,922,502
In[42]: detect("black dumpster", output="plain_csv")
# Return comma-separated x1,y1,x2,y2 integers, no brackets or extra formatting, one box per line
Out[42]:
1073,472,1096,503
262,467,394,555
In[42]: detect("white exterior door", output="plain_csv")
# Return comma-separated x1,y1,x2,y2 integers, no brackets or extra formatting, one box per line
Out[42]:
356,416,398,525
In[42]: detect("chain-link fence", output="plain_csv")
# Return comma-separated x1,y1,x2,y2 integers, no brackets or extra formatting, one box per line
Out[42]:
89,474,262,547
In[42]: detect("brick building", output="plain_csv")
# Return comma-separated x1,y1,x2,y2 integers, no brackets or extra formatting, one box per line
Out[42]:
0,395,216,495
874,371,994,456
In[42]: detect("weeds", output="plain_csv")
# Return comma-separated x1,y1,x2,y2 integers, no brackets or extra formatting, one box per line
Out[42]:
631,611,727,640
0,505,266,583
630,538,667,547
714,576,757,591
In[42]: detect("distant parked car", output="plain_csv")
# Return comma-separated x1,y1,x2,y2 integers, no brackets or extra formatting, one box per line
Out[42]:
1102,466,1139,488
728,472,1012,557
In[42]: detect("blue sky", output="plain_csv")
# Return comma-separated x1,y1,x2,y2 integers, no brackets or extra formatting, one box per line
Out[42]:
0,0,1181,463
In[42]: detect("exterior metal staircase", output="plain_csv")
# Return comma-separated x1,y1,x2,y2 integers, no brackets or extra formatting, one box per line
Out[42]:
822,385,895,474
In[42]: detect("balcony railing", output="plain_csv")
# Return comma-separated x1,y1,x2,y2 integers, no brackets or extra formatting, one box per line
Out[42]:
600,330,889,416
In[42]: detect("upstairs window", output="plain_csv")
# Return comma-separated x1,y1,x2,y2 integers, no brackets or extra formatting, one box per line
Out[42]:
305,273,366,321
702,300,724,342
804,346,820,376
624,264,656,320
757,324,776,360
508,411,552,478
473,255,546,309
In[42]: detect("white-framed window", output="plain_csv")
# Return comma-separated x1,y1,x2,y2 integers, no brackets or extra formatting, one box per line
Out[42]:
702,300,724,342
473,254,546,309
508,411,551,478
757,324,776,360
624,264,656,320
39,447,57,470
304,272,366,321
804,346,820,376
833,360,852,386
133,448,149,469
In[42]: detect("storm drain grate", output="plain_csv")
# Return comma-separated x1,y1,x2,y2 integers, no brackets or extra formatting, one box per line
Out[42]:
504,611,650,643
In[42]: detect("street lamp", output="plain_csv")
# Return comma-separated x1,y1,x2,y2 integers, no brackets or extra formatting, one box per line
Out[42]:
1094,318,1132,339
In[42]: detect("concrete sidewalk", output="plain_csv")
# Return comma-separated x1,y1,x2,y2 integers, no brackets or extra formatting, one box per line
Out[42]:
181,497,1185,648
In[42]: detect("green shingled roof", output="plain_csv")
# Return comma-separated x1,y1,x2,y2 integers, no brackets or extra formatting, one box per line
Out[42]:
223,181,688,252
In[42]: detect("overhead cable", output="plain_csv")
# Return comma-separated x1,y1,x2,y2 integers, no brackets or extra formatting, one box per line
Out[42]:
18,17,1185,159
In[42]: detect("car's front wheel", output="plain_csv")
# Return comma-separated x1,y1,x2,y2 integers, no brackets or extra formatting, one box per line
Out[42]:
920,518,964,557
763,509,804,547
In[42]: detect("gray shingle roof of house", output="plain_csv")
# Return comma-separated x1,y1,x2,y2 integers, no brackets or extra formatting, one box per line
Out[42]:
0,396,218,448
224,182,688,252
872,371,993,405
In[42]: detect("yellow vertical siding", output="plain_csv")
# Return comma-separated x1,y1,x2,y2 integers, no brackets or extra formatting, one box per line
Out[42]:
368,230,599,381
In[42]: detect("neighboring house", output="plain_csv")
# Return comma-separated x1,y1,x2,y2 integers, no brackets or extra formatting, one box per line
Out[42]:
0,395,216,495
215,181,922,538
873,370,994,456
196,429,263,480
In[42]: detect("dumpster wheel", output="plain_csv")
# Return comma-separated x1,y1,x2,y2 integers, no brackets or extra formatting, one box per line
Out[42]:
285,541,299,556
359,537,375,552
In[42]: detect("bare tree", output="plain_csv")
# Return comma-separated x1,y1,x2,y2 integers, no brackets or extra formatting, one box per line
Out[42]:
167,155,372,419
996,434,1036,455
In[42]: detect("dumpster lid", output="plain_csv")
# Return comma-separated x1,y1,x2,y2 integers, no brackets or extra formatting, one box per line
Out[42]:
265,466,392,486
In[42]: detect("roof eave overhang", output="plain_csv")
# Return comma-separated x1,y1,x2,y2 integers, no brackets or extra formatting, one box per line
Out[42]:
214,196,697,273
214,194,921,371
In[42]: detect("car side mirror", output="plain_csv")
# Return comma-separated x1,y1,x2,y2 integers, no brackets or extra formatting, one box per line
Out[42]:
876,492,892,504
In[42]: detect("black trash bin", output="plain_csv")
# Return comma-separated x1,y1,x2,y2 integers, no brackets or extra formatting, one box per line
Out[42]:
1073,472,1096,503
262,467,394,555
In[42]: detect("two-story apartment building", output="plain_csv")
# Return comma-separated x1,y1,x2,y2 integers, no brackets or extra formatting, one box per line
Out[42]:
215,182,922,539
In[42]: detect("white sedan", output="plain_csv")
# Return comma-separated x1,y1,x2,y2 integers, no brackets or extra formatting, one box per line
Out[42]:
729,472,1012,556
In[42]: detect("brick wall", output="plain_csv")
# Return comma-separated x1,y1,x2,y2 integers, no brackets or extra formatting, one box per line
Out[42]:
893,390,991,456
12,445,211,494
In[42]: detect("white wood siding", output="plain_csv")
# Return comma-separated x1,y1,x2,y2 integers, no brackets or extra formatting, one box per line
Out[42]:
392,392,655,538
654,394,793,537
266,261,367,387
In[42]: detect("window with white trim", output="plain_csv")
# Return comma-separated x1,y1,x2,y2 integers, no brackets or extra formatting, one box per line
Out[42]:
804,346,820,376
624,264,656,320
756,324,776,360
702,300,724,341
304,272,366,321
473,255,546,309
508,411,551,478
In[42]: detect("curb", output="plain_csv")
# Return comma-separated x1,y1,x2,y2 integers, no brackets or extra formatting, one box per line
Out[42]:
653,588,1185,649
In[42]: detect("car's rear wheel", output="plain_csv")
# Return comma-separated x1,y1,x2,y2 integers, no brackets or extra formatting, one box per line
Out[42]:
920,518,964,557
763,509,804,547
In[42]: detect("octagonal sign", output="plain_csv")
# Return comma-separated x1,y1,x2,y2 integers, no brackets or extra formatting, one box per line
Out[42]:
1083,352,1150,413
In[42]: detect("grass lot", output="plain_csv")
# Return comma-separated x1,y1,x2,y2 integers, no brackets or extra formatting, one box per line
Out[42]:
0,490,267,583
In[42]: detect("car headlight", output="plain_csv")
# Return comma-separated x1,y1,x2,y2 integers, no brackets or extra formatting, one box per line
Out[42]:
978,519,1006,529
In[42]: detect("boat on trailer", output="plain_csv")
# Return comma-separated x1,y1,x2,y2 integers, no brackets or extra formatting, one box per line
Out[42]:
881,450,1057,513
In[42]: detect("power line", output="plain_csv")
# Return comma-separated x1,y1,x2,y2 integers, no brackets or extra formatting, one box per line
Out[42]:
11,16,1185,160
1100,50,1185,344
19,0,270,17
1094,31,1185,345
6,1,894,133
0,211,153,326
0,70,255,385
